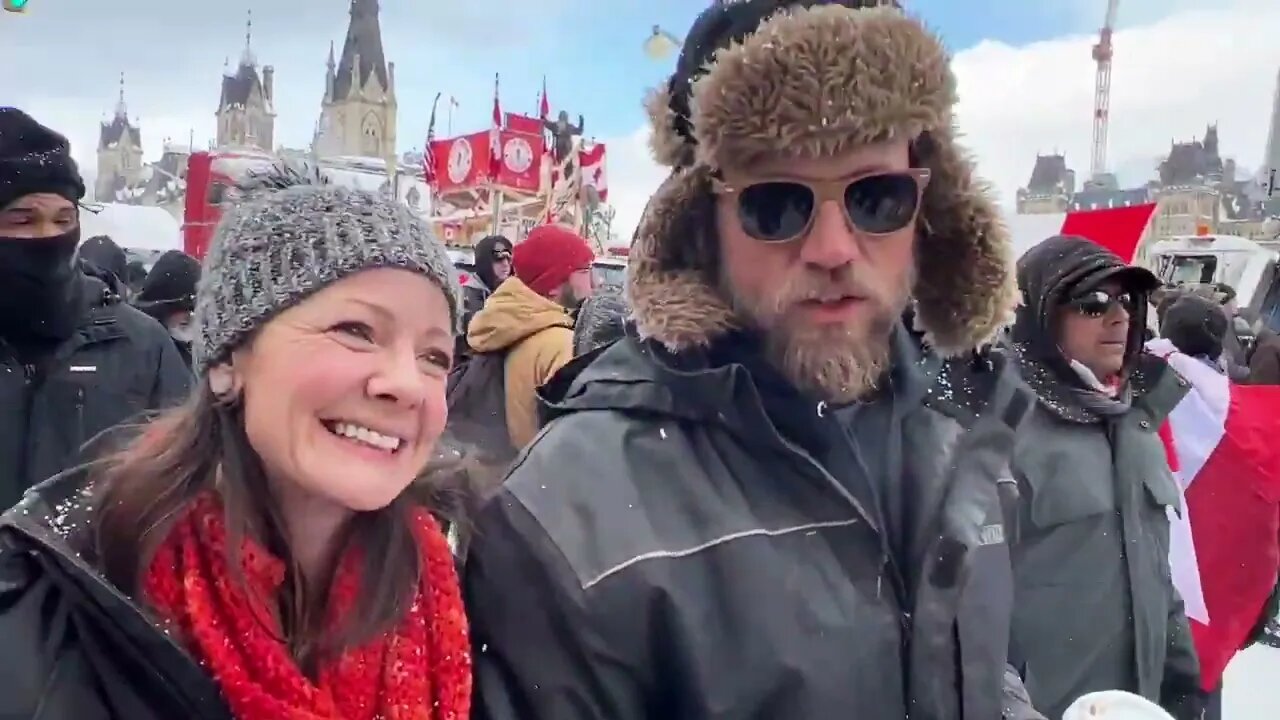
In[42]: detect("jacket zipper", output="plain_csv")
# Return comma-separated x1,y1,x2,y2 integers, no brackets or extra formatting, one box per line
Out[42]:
3,326,101,493
773,434,913,640
75,386,86,447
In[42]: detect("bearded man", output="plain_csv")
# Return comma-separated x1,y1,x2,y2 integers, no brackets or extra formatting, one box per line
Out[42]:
464,2,1041,718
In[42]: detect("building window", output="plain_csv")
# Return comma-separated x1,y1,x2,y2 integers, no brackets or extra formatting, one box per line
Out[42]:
207,182,227,205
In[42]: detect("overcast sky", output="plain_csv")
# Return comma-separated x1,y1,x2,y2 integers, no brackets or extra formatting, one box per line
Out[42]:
3,0,1278,240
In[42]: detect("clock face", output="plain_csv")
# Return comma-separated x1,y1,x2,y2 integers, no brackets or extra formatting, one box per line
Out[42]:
447,139,472,184
503,137,534,174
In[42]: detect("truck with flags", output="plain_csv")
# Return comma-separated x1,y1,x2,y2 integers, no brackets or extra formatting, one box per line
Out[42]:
420,75,611,252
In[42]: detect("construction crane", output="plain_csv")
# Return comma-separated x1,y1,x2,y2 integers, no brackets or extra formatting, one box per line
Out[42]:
1089,0,1119,187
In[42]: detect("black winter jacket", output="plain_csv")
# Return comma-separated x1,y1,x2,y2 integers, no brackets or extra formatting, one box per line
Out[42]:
0,471,233,719
465,328,1042,720
0,273,192,508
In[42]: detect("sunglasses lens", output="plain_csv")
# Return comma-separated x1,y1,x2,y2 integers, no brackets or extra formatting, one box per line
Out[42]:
1073,290,1136,316
844,173,922,234
737,182,815,242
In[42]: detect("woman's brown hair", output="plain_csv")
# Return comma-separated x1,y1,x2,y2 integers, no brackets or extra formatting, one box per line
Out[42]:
92,379,478,670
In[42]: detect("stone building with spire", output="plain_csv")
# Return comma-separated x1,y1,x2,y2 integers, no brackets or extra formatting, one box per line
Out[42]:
313,0,397,165
95,74,144,202
216,11,276,150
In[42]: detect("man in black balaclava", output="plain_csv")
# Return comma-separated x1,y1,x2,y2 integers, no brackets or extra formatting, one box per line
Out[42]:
456,234,512,360
0,107,192,506
133,249,201,368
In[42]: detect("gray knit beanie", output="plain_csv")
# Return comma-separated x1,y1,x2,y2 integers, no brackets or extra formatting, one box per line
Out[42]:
192,162,461,374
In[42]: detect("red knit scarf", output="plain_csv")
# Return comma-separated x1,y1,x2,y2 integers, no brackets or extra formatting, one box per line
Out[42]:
143,494,471,720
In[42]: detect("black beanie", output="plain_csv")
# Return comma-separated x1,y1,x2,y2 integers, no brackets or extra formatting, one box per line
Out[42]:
135,249,201,315
0,107,86,211
1161,294,1228,360
666,0,897,155
79,235,127,281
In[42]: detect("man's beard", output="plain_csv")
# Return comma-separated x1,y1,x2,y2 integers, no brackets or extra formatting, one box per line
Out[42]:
556,284,585,313
722,263,911,403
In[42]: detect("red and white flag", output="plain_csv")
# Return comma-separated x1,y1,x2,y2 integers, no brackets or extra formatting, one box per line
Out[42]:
489,74,502,179
1146,338,1280,690
539,76,550,122
1009,203,1158,262
580,142,608,202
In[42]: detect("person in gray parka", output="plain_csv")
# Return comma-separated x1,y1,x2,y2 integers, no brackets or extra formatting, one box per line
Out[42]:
1007,235,1205,720
465,2,1043,718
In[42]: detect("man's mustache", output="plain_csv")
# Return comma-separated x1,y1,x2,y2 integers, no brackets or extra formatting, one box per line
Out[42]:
776,267,887,307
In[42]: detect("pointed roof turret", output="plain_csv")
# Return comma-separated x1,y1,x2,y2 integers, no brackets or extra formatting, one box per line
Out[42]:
332,0,389,101
219,11,270,113
100,72,142,150
240,9,256,67
1263,64,1280,196
114,72,127,118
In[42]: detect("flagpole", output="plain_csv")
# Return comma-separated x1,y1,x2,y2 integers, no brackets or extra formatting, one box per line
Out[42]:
490,73,503,236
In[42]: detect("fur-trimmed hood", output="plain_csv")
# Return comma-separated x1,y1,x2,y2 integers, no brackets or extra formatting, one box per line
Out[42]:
628,1,1017,356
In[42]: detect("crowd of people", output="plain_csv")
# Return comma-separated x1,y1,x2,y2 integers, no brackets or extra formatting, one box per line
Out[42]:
0,1,1276,719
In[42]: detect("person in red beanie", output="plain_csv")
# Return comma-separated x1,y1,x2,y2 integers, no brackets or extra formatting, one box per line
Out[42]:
510,224,596,305
463,224,595,450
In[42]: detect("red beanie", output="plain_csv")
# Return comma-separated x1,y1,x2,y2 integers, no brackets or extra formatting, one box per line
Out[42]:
512,225,595,297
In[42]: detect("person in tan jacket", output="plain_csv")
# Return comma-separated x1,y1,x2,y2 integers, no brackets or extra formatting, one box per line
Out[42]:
466,224,595,448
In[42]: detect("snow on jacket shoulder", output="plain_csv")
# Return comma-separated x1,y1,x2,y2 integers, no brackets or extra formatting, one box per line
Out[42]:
0,470,232,720
465,333,1040,720
0,274,192,507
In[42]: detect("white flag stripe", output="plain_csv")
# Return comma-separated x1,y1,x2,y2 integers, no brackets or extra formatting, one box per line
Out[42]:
1143,339,1230,625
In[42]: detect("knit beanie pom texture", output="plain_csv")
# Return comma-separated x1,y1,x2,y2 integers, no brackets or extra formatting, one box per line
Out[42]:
192,161,461,374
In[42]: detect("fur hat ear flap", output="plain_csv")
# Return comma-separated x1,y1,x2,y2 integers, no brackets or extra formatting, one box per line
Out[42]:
644,84,696,169
627,166,738,351
909,126,1019,355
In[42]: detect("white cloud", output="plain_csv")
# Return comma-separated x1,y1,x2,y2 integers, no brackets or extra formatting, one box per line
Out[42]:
603,127,669,248
602,0,1280,242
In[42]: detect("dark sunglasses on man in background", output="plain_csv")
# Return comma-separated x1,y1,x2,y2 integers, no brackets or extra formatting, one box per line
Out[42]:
1068,289,1139,318
715,168,931,243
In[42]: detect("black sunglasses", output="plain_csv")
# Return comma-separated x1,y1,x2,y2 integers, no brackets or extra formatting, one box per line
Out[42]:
1068,289,1140,317
716,169,931,243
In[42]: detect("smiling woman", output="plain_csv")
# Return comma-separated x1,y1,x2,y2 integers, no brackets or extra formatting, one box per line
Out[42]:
0,161,475,719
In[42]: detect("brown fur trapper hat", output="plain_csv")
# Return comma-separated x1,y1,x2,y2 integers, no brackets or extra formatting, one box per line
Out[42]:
628,0,1018,355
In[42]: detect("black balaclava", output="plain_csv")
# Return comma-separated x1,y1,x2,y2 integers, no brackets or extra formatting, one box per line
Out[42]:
472,234,513,291
0,108,88,347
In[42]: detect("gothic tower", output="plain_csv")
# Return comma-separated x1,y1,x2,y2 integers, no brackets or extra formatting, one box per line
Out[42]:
216,10,276,151
1264,64,1280,201
313,0,397,164
95,73,144,202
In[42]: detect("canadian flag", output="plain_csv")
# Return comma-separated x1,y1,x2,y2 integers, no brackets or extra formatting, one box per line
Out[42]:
1146,338,1280,690
580,143,608,202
